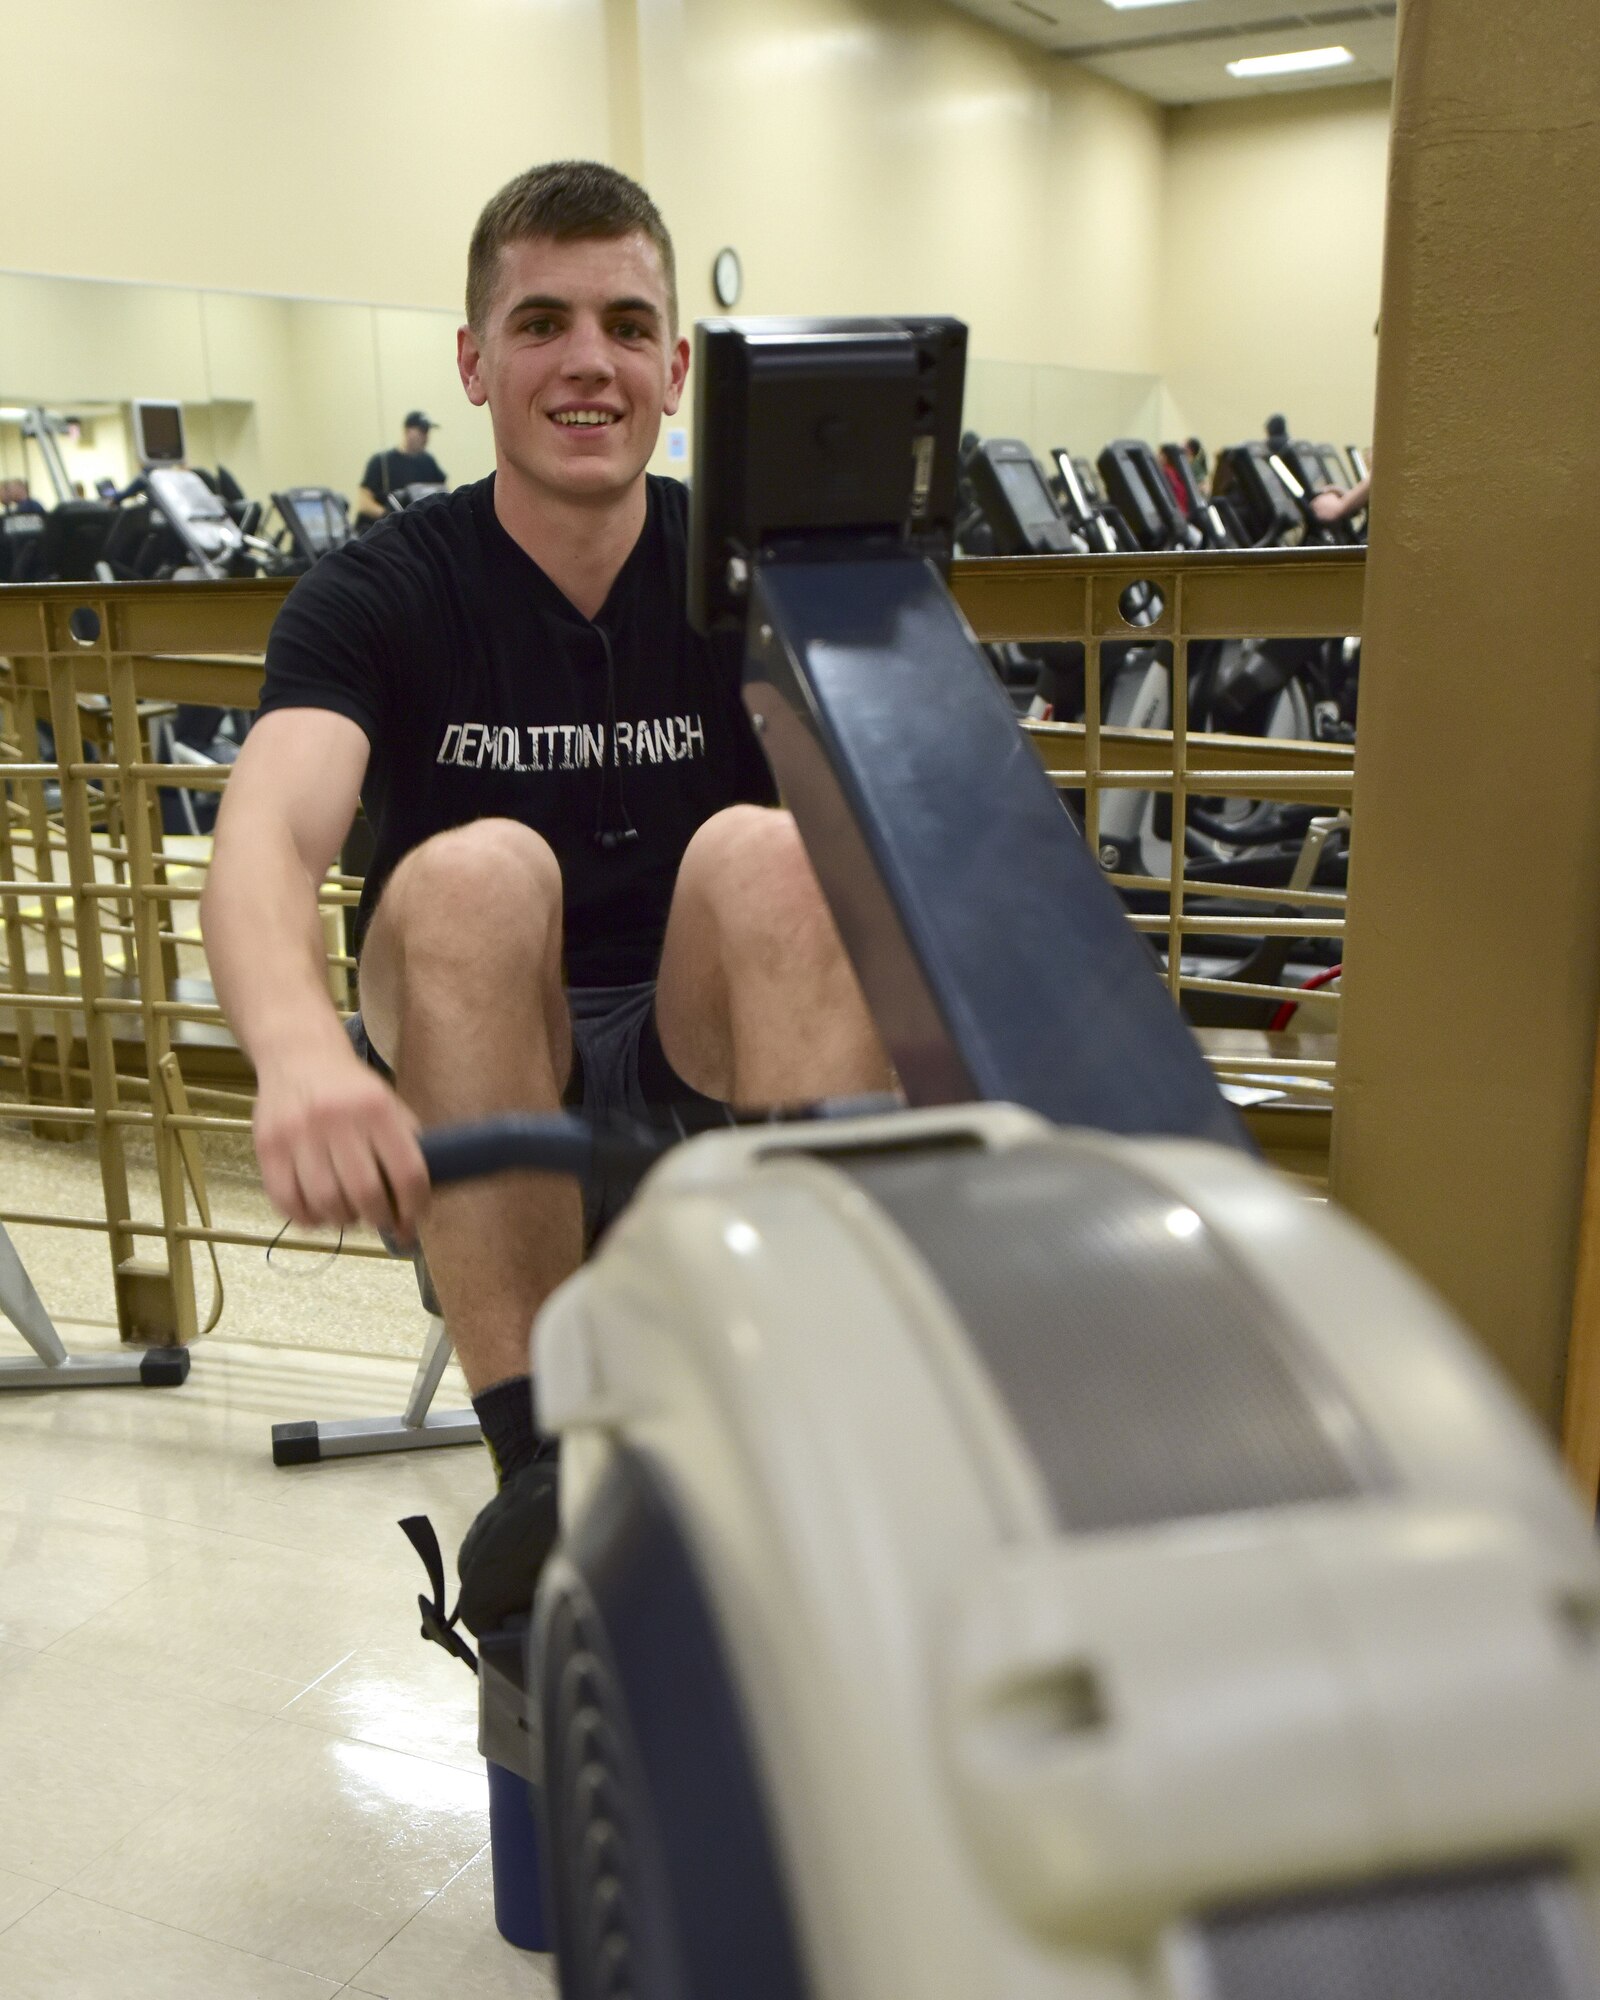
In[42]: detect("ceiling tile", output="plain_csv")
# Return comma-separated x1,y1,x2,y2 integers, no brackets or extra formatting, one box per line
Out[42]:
942,0,1396,101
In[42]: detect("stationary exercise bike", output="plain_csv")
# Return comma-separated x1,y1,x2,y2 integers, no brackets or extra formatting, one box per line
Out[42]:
417,319,1600,1999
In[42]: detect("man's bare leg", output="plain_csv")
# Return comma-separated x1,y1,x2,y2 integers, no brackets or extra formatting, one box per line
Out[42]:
654,804,893,1106
358,817,582,1396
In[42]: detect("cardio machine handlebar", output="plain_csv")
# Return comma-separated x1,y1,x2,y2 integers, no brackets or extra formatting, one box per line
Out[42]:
418,1112,672,1190
416,1092,907,1190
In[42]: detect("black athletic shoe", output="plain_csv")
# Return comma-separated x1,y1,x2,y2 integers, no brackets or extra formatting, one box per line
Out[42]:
455,1451,561,1639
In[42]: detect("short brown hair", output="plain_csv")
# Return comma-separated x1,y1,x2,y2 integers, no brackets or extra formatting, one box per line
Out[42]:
466,160,678,335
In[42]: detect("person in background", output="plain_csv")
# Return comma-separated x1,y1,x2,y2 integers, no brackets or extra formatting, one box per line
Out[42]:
1317,315,1379,525
1,478,45,516
1312,466,1372,526
1264,414,1371,527
356,413,448,528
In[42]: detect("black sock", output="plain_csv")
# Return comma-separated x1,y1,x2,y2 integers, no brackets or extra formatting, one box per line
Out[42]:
471,1374,543,1487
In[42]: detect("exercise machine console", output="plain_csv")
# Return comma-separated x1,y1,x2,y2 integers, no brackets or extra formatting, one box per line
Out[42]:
131,398,187,470
271,487,353,567
1098,437,1199,552
962,437,1084,556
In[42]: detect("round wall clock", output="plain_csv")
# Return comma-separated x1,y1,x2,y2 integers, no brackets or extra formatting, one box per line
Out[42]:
712,246,743,309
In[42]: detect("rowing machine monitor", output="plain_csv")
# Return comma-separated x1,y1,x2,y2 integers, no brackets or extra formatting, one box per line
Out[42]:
689,315,1241,1148
689,315,965,635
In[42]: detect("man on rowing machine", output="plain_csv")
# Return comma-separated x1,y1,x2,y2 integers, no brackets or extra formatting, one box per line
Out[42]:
201,159,891,1633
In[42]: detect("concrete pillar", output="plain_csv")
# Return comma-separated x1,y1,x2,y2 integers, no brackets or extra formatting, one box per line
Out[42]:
1330,0,1600,1443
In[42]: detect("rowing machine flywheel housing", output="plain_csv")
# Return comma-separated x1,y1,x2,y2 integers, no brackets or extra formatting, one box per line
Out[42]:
530,1104,1600,1999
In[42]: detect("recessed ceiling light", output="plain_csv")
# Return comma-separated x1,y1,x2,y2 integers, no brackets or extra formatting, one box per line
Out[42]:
1226,45,1356,77
1103,0,1202,9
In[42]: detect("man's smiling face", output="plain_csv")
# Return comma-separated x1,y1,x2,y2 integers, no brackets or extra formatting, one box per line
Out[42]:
458,231,689,507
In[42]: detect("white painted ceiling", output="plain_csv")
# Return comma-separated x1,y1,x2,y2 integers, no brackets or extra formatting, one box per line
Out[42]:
943,0,1396,104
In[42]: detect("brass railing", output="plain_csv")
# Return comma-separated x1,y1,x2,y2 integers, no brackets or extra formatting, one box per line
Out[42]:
0,552,1362,1348
956,546,1360,1135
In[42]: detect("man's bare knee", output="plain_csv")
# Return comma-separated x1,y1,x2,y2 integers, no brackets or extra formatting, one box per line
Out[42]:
665,805,886,1106
682,805,811,914
387,819,563,951
360,820,567,1066
681,806,833,963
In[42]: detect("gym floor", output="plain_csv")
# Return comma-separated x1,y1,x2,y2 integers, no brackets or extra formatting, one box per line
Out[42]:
0,1328,552,1997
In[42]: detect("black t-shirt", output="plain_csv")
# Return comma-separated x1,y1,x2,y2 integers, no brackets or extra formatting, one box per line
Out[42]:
361,448,447,503
259,475,777,986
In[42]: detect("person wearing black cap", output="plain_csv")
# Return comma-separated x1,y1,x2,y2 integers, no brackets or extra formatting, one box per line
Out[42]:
355,412,448,528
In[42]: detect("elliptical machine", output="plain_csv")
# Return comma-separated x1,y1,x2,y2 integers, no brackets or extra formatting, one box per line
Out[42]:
419,318,1600,2000
958,437,1174,734
1213,433,1364,739
266,487,354,573
956,433,1344,1022
959,437,1094,716
1072,438,1333,905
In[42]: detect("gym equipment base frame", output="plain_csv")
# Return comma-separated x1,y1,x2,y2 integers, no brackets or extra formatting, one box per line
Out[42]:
0,1222,189,1389
270,1311,479,1465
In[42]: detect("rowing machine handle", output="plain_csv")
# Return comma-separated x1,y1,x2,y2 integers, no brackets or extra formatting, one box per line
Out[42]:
419,1113,669,1190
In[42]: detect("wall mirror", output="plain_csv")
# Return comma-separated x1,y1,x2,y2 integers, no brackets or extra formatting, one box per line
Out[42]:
0,268,1174,513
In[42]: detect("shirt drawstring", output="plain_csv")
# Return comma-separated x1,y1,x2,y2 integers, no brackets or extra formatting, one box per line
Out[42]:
592,623,638,852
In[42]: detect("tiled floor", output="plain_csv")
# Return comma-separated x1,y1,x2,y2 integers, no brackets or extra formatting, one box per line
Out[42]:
0,1325,554,1997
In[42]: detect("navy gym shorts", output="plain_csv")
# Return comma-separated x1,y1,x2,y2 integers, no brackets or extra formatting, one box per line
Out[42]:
346,980,728,1248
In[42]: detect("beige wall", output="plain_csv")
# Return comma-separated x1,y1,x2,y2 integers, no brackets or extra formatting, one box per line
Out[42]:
1,0,1168,369
0,0,611,310
1162,83,1392,450
639,0,1166,373
0,0,1392,483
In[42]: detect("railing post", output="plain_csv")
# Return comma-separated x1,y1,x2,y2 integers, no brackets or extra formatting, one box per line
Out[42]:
21,616,76,1117
104,616,197,1347
1329,0,1600,1468
0,671,42,1115
41,608,157,1341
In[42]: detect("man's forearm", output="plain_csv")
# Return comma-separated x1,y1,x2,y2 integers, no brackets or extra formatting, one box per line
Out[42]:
201,825,350,1073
